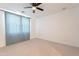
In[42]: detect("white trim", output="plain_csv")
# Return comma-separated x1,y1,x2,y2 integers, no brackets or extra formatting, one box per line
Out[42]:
0,8,30,18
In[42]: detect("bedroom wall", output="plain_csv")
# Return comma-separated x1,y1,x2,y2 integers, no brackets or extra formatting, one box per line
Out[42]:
30,18,36,39
0,10,6,47
36,7,79,47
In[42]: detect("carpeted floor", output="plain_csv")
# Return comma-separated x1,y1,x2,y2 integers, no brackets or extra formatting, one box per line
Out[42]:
0,38,79,56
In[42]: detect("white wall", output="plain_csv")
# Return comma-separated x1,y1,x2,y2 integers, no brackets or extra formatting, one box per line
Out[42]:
0,10,6,47
30,18,36,39
36,7,79,47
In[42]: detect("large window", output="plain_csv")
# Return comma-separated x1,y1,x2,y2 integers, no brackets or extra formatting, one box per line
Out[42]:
6,12,21,34
5,12,30,45
22,16,30,33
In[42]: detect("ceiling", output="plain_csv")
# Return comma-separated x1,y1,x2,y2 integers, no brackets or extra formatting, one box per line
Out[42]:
0,3,79,18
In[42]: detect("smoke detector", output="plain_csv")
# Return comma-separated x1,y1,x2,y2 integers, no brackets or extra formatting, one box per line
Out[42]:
62,8,67,10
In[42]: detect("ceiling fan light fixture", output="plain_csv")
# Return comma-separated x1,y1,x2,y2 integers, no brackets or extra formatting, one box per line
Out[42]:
24,3,43,13
32,6,36,10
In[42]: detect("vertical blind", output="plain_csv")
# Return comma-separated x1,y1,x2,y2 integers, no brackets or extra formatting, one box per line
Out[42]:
5,12,30,45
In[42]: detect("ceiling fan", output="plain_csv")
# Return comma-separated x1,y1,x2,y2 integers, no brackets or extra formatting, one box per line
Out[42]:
24,3,44,13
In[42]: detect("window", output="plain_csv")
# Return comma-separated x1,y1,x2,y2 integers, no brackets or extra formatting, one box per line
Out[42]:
5,12,30,45
6,12,21,34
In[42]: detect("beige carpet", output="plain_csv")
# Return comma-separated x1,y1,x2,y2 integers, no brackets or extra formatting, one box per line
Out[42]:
0,38,79,56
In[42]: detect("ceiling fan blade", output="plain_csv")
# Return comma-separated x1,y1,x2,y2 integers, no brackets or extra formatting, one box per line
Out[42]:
36,7,44,11
24,7,32,9
36,3,42,6
31,3,42,6
32,3,37,6
33,10,35,13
